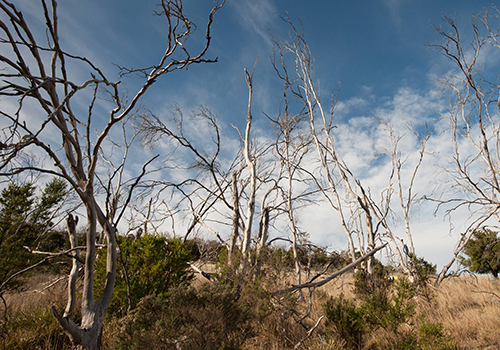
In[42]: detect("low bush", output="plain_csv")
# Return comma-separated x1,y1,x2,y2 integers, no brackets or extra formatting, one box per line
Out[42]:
323,267,458,349
418,321,459,350
94,235,194,318
107,283,252,350
323,293,365,349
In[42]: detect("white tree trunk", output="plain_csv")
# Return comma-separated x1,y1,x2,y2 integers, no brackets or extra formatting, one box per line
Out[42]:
241,68,256,272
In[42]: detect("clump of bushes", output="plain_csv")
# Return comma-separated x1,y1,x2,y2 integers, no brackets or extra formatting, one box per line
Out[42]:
106,283,252,350
94,235,194,318
323,268,458,349
0,179,68,295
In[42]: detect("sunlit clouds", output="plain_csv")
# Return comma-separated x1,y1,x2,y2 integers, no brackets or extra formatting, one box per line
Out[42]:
1,0,497,271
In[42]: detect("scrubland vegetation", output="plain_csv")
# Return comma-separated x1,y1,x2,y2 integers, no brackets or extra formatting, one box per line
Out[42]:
2,1,500,349
1,243,500,350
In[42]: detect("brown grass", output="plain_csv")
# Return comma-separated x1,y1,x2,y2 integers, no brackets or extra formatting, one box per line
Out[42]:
418,276,500,349
2,273,68,317
301,273,500,349
3,271,500,349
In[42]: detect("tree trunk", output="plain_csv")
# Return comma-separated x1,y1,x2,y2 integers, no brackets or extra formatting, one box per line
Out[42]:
255,206,269,276
241,68,256,273
53,199,118,350
63,214,79,318
228,171,240,266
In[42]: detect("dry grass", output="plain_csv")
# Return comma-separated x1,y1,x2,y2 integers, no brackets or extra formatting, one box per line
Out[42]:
2,273,68,317
302,273,500,349
3,271,500,349
419,276,500,349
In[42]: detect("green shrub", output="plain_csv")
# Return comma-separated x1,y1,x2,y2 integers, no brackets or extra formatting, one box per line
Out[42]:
384,331,419,350
324,269,420,349
108,283,252,350
409,254,437,289
418,321,458,350
460,228,500,278
323,293,365,349
353,267,392,305
94,235,194,318
0,179,67,294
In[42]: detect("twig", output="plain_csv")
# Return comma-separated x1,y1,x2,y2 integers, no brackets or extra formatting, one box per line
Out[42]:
293,315,324,350
31,275,67,294
24,245,91,264
472,289,500,302
189,263,215,282
278,243,388,293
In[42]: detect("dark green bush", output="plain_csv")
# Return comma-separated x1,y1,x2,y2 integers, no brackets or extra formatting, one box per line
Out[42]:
460,228,500,278
324,268,420,349
94,235,194,318
409,254,437,287
323,265,460,350
108,283,252,350
0,179,67,294
418,321,458,350
323,293,365,349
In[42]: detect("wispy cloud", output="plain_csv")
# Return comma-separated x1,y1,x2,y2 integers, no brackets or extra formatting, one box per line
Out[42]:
381,0,406,27
229,0,278,45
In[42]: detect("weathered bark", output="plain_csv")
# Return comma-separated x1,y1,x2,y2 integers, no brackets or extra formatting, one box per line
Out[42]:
53,200,118,350
257,206,269,252
228,171,240,266
0,1,225,348
254,206,269,277
63,214,79,318
241,67,256,272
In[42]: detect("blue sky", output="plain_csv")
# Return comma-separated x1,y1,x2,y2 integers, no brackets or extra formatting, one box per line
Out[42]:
41,0,485,129
7,1,500,270
20,0,481,127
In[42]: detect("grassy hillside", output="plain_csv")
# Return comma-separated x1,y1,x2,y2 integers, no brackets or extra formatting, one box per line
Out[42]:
2,269,500,349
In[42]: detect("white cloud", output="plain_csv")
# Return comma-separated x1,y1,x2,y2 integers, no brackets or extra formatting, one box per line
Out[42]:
229,0,278,45
381,0,407,27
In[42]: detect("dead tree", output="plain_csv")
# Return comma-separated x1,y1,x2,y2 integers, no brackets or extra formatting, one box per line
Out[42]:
240,67,257,272
272,17,431,279
136,105,241,251
135,78,279,279
228,170,241,265
268,69,314,295
272,19,379,272
0,0,225,348
429,7,500,285
370,120,434,282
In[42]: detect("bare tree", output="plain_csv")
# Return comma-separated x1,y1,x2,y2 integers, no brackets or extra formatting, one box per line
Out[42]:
135,71,281,281
237,64,315,280
267,71,314,295
429,6,500,285
136,105,240,247
272,18,381,271
375,120,433,281
272,17,434,281
241,67,258,270
0,0,224,348
228,170,241,265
